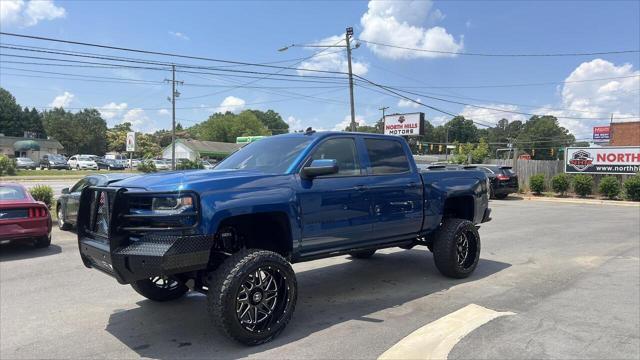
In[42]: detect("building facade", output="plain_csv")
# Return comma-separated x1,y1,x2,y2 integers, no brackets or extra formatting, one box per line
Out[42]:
161,139,242,161
0,134,64,161
610,121,640,146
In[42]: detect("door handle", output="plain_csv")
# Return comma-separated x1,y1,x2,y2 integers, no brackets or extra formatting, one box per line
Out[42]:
353,185,368,191
407,182,419,188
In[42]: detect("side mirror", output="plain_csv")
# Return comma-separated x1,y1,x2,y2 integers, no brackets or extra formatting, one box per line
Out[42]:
61,188,69,195
301,159,338,179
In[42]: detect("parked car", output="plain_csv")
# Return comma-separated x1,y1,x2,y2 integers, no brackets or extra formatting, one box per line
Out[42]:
469,165,519,199
76,131,491,345
0,183,51,247
68,155,98,170
56,173,136,231
39,154,70,170
202,160,216,169
95,158,126,171
152,159,170,170
15,157,37,170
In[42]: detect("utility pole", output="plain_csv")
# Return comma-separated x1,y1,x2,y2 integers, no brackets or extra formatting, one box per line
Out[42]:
379,106,389,132
445,125,450,161
346,27,357,132
165,64,183,170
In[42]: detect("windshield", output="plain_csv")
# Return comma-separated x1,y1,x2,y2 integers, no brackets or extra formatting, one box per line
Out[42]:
17,157,32,161
78,156,92,161
215,136,312,174
50,155,65,161
0,185,27,200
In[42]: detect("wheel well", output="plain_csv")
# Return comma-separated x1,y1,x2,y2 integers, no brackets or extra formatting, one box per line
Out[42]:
443,196,474,221
214,212,293,258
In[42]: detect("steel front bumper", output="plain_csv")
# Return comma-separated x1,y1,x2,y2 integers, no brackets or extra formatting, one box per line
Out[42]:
77,186,211,284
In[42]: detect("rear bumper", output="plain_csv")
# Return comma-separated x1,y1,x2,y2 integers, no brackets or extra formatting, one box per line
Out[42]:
0,218,50,241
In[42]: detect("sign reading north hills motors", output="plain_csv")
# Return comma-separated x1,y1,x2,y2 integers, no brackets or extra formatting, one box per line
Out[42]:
384,112,425,136
565,147,640,174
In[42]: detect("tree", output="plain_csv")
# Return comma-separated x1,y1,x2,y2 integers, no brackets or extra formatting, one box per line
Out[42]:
444,116,479,143
43,108,107,155
0,88,26,136
192,111,270,142
516,116,574,160
106,122,132,153
250,109,289,135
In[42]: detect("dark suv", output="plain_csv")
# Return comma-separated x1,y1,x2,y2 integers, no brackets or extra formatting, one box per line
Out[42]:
39,154,70,170
471,165,519,199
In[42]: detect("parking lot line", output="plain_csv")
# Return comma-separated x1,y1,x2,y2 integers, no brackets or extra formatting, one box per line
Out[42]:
378,304,515,360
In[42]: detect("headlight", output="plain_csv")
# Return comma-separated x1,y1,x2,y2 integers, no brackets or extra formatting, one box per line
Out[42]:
151,195,194,213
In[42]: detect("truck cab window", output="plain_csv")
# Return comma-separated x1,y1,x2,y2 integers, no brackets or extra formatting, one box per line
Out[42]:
364,138,410,174
310,138,360,176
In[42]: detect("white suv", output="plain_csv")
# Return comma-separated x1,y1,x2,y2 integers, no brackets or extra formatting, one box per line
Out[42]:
68,155,98,170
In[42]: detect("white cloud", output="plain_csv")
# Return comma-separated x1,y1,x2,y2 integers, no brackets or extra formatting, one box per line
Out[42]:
333,115,367,131
157,108,170,116
122,108,156,133
49,91,74,108
286,115,302,131
460,104,527,125
1,0,65,27
99,102,128,120
359,0,463,60
398,98,421,108
168,31,190,41
534,59,640,138
218,96,246,113
298,35,368,76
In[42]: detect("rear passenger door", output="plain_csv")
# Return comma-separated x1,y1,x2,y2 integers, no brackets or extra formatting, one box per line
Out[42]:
364,138,423,243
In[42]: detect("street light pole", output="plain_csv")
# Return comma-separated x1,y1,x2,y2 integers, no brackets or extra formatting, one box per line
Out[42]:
345,27,357,132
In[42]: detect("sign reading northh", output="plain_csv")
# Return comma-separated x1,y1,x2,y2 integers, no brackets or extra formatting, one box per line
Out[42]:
126,132,136,152
384,112,425,136
565,147,640,174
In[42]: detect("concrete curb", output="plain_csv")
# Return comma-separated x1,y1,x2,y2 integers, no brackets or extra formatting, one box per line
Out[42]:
522,196,640,207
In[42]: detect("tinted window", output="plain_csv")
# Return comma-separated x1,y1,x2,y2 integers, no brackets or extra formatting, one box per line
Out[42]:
479,167,494,175
70,179,88,193
0,185,27,200
309,138,360,176
216,136,312,174
365,138,410,174
501,168,515,176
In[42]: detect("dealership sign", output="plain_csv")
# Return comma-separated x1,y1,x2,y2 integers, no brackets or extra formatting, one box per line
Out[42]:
593,126,610,142
126,132,136,152
565,147,640,174
384,112,425,136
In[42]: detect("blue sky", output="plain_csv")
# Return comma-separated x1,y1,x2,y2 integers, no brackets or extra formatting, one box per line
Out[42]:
1,0,639,139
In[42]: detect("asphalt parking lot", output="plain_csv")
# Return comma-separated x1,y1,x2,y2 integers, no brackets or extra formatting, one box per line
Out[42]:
1,199,639,359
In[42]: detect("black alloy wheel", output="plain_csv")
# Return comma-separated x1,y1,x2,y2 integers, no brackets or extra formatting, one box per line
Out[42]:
432,218,481,278
130,276,189,301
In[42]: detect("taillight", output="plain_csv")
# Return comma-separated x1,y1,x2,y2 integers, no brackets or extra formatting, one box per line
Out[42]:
28,207,47,218
496,174,510,181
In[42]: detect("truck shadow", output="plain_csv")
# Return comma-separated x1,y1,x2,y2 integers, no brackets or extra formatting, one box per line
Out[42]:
0,242,62,262
105,249,510,359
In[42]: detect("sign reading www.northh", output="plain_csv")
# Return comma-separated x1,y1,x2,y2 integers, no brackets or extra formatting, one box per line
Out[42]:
565,147,640,175
384,112,425,136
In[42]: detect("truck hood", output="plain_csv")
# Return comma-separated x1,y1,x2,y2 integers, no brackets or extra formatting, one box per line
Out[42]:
110,169,280,192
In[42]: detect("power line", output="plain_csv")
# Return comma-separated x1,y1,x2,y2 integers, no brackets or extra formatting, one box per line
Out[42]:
357,39,640,57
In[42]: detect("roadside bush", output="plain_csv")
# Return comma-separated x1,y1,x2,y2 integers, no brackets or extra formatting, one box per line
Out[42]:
529,174,545,195
137,160,157,173
551,174,570,196
598,176,621,200
30,185,54,209
623,174,640,201
0,155,17,176
573,174,593,197
176,159,204,170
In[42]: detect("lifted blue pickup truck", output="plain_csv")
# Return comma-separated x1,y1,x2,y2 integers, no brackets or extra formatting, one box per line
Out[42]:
77,130,491,345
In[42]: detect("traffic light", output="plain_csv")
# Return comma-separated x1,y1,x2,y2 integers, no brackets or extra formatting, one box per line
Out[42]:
550,148,554,157
532,149,536,157
430,144,434,151
438,144,443,152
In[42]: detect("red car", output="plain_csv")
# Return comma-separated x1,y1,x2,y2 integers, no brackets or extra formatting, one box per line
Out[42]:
0,184,52,247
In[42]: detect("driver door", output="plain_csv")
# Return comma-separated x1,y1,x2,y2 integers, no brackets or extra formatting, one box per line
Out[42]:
297,137,374,257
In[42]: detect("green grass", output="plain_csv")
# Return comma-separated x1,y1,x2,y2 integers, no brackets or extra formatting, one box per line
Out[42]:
14,169,140,177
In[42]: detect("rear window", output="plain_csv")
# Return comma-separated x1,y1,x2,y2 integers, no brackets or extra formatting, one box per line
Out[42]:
501,168,515,176
0,186,27,200
364,138,410,175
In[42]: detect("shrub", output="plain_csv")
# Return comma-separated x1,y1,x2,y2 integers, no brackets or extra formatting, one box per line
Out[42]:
529,174,545,195
30,185,54,209
0,155,17,176
551,174,570,196
573,174,593,197
176,159,204,170
624,174,640,201
137,160,157,173
598,176,621,200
